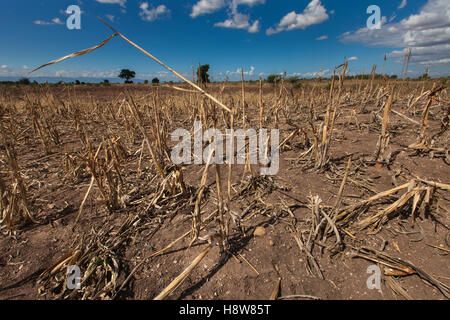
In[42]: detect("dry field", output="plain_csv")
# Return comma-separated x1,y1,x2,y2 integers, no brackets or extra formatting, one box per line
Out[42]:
0,76,449,300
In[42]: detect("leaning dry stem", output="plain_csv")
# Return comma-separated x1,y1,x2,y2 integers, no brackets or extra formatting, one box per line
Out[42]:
98,17,231,114
192,149,215,245
154,244,213,300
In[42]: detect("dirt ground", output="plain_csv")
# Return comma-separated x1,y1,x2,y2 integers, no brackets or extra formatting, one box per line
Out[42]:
0,82,449,300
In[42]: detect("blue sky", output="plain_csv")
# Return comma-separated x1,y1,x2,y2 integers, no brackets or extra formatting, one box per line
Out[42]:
0,0,449,82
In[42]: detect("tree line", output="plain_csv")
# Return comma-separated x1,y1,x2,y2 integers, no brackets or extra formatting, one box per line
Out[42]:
3,66,444,86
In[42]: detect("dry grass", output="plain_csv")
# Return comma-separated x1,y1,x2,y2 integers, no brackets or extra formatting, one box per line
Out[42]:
0,20,448,300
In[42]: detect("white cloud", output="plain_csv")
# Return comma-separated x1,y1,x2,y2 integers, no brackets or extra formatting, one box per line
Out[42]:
106,14,115,22
139,3,170,22
214,13,260,33
266,0,329,35
191,0,226,18
398,0,407,9
225,66,255,77
339,0,450,66
316,35,328,40
60,8,85,15
0,65,27,77
388,44,450,65
233,0,265,8
245,66,255,76
34,18,64,26
34,20,50,25
291,69,331,78
214,0,264,33
192,0,263,33
95,0,126,7
347,56,358,61
420,58,450,65
52,18,64,25
247,20,260,33
0,66,183,82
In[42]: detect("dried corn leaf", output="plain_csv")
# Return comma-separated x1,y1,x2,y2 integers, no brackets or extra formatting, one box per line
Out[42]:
30,34,117,74
358,187,420,230
385,276,413,300
354,247,450,299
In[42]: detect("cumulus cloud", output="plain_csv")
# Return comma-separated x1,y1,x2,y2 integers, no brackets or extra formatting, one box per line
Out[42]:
215,0,264,33
0,65,31,77
266,0,329,35
95,0,126,7
347,56,358,61
247,20,260,33
191,0,226,18
339,0,450,66
214,13,260,33
192,0,264,33
225,66,256,78
139,2,170,22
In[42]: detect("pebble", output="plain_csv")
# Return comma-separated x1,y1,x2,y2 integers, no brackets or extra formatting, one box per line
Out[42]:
254,227,267,237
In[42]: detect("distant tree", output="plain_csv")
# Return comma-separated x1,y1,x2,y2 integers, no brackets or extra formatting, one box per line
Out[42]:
390,75,398,79
286,76,300,85
119,69,136,84
144,80,149,84
0,81,15,85
266,74,281,83
17,78,31,85
197,64,210,84
103,79,110,84
75,80,81,85
419,69,430,80
152,77,160,85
